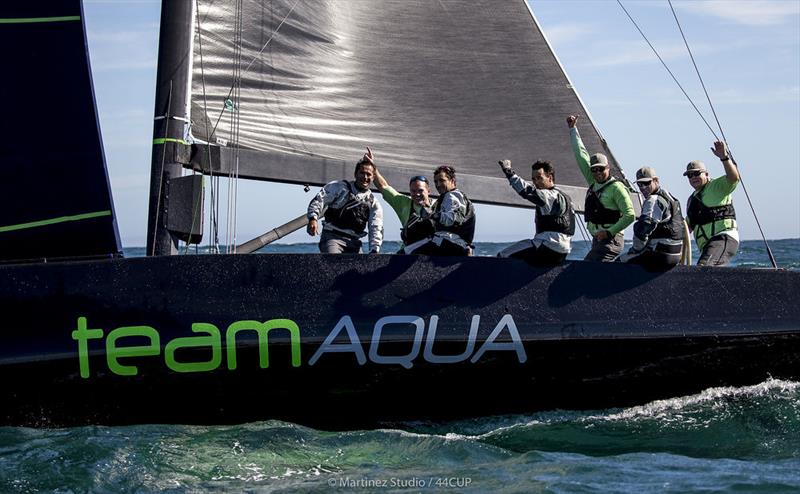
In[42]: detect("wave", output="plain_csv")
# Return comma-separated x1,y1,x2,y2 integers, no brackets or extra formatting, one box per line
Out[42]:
403,378,800,460
2,379,798,492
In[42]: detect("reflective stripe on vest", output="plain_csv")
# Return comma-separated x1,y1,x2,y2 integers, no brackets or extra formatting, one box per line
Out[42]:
323,182,372,234
535,188,575,236
650,188,685,241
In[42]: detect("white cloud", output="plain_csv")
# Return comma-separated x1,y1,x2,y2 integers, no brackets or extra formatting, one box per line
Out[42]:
85,0,158,3
697,85,800,105
581,41,717,68
629,85,800,107
86,27,159,71
109,174,150,190
676,0,800,26
541,22,592,45
87,27,158,44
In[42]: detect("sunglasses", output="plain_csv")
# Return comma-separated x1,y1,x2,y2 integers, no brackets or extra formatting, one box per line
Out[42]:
686,171,704,178
590,167,606,173
636,181,652,188
409,175,428,183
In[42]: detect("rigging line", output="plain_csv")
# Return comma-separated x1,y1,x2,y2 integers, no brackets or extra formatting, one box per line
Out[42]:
615,0,719,140
194,0,220,253
208,0,301,139
666,0,725,138
232,0,244,253
226,0,244,254
575,212,590,243
180,5,203,256
225,1,237,254
214,175,221,252
667,1,778,269
150,82,173,257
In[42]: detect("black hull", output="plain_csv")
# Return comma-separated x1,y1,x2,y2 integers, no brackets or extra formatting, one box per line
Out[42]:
1,254,799,428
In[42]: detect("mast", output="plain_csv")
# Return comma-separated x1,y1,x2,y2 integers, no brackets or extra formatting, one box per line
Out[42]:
147,0,195,256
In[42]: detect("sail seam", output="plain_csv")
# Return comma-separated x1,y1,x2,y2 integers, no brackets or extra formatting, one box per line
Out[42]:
0,211,112,233
0,16,80,24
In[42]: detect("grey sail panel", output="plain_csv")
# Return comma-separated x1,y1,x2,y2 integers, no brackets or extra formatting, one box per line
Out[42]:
190,0,629,209
0,1,122,261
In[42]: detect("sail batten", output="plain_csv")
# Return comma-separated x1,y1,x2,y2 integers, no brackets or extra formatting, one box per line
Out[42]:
189,0,630,209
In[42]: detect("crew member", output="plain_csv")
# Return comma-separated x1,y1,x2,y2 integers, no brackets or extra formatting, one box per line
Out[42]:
567,115,634,261
306,148,383,253
405,165,475,256
497,159,574,266
620,166,684,269
373,168,435,253
685,140,740,266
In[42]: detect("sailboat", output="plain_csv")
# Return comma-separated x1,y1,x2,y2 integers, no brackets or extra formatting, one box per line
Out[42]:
1,0,798,428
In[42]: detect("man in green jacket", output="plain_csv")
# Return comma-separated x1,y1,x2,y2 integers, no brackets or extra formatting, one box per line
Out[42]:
373,168,435,253
684,140,740,266
567,115,635,261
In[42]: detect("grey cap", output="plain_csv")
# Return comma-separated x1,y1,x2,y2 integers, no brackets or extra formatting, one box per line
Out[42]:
589,153,608,168
635,166,658,183
683,160,707,176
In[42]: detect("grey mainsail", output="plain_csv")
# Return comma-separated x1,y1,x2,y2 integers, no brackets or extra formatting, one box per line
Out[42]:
187,0,632,210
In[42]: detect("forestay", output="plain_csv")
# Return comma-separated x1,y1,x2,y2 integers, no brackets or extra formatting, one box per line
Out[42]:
189,0,632,209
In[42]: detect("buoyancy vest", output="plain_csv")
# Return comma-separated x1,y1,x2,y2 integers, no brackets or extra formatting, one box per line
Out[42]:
433,189,476,244
401,205,435,245
323,181,372,234
686,185,736,231
584,178,622,225
535,188,576,236
651,188,685,241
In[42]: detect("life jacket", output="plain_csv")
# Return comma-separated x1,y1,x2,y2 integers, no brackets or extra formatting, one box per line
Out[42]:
535,188,575,236
686,185,736,231
323,181,372,235
433,189,476,244
584,178,622,225
650,188,685,241
401,205,435,245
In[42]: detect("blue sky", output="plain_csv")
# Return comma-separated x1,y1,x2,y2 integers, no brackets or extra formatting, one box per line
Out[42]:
84,0,800,247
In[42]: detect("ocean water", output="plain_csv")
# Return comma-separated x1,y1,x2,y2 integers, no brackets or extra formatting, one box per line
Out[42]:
2,239,798,493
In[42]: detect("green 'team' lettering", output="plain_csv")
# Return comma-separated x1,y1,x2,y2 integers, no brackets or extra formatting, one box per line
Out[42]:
164,323,222,373
106,326,160,376
71,317,104,378
72,317,302,378
225,319,302,369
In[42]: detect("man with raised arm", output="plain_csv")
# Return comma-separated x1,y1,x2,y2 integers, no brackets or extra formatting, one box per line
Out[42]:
373,168,435,253
567,115,635,261
684,140,740,266
306,148,383,254
404,165,476,256
620,166,684,269
496,159,575,266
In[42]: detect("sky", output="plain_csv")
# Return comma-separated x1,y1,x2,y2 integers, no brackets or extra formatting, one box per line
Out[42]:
83,0,800,248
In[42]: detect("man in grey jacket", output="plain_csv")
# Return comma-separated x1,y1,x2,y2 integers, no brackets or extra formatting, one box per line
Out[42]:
404,165,475,256
620,166,684,269
497,159,574,266
306,148,383,253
